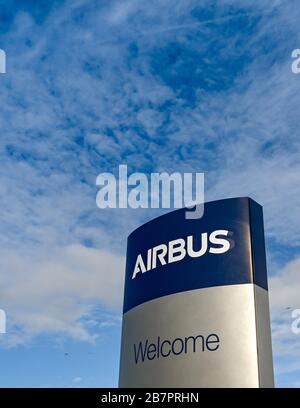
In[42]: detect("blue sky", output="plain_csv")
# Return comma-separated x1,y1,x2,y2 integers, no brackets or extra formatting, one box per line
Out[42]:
0,0,300,387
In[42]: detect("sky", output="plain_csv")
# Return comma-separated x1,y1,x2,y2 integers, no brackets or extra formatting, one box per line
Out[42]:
0,0,300,387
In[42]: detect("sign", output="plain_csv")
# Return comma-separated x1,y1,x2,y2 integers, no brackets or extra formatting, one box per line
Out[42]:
119,197,274,387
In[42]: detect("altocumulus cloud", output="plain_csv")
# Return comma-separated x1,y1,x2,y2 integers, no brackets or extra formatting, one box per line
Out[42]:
0,0,300,385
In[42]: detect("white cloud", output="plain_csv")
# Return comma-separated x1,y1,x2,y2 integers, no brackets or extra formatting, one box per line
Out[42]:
0,244,124,346
106,0,139,24
269,258,300,378
270,258,300,310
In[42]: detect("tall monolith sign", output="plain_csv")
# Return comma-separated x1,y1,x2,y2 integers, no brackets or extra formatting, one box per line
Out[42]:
119,197,274,387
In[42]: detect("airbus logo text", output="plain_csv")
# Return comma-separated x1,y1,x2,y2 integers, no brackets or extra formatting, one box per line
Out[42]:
132,229,232,279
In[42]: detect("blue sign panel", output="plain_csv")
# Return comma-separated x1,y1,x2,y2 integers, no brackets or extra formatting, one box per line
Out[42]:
123,197,268,313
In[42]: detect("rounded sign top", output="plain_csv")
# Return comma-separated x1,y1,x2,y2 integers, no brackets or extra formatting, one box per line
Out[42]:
123,197,268,313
